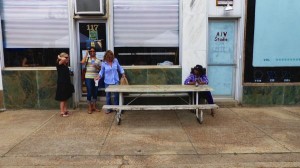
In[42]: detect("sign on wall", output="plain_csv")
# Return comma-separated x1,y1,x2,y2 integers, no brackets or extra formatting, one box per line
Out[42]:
208,22,235,65
216,0,233,6
79,23,106,52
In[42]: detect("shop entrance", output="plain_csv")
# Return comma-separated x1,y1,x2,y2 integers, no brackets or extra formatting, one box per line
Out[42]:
208,20,237,98
76,21,107,101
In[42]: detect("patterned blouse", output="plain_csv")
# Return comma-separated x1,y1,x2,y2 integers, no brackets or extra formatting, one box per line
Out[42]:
85,57,101,79
184,74,209,85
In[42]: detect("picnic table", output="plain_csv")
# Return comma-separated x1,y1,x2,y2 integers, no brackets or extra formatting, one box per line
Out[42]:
103,85,219,125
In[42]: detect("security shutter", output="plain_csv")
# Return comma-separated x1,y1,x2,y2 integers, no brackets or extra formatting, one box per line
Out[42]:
1,0,69,48
113,0,179,47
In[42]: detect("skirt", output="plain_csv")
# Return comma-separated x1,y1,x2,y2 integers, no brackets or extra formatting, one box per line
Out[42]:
55,83,74,101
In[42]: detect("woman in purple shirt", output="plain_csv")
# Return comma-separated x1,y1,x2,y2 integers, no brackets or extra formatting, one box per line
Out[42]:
184,65,215,116
95,50,125,113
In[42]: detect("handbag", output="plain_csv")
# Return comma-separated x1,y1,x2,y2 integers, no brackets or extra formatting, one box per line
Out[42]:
120,76,129,96
81,57,89,82
70,83,75,93
120,76,129,85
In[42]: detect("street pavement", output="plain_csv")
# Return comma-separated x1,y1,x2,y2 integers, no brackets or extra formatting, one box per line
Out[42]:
0,106,300,167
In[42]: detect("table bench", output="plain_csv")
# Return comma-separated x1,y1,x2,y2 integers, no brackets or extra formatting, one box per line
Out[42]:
104,85,218,125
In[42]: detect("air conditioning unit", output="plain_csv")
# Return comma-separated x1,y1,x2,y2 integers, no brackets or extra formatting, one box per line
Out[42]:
75,0,105,15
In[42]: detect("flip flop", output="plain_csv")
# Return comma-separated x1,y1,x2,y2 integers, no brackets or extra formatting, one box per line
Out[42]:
93,108,101,112
60,111,69,117
105,109,112,114
65,111,70,115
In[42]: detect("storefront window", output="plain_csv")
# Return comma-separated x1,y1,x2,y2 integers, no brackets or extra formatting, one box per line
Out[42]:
4,48,69,67
245,0,300,82
113,0,179,65
0,0,69,67
115,47,178,65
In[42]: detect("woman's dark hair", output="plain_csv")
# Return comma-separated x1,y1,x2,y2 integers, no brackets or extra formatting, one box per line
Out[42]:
89,47,96,52
191,64,204,75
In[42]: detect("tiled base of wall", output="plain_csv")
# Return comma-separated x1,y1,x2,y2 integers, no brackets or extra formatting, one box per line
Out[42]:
0,91,4,109
2,70,60,109
5,69,299,108
243,86,300,105
125,67,182,85
2,67,182,109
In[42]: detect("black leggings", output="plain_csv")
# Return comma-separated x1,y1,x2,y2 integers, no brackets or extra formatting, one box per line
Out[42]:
194,91,214,104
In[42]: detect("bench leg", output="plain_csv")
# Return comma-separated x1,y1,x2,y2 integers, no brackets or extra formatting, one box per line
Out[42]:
116,110,122,125
195,92,203,124
196,110,203,124
116,93,123,125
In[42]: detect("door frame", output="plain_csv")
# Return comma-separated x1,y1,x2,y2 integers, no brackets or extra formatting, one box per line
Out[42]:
75,20,108,101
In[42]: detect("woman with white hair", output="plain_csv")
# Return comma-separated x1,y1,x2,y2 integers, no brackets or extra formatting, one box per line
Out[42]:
55,52,74,117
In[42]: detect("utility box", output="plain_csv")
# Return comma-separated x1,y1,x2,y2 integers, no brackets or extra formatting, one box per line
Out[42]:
75,0,105,15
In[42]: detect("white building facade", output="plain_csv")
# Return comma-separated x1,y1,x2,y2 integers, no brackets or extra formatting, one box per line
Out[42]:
6,0,297,109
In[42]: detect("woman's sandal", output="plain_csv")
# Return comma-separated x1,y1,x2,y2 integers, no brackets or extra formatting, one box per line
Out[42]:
60,111,69,117
93,108,101,112
105,109,112,114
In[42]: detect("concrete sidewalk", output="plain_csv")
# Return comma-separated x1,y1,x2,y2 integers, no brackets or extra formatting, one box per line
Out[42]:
0,106,300,167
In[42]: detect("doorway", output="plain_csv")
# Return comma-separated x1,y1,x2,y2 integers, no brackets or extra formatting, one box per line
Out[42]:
76,21,107,101
208,20,237,98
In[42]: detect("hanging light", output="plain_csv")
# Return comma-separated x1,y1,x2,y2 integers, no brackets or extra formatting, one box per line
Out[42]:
224,1,233,11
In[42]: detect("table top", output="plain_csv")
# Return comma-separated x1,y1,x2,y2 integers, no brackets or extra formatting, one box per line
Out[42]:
105,85,213,93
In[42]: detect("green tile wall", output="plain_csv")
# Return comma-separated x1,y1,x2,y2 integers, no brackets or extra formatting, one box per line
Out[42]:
37,71,59,109
125,68,182,85
124,67,183,105
283,86,300,105
0,91,4,109
2,70,59,109
3,69,300,108
2,67,182,109
243,86,300,105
